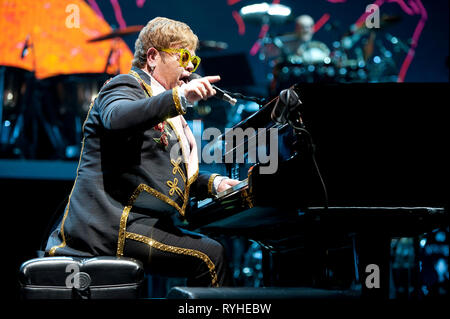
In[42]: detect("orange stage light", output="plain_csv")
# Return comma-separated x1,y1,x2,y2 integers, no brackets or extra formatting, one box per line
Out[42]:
0,0,134,78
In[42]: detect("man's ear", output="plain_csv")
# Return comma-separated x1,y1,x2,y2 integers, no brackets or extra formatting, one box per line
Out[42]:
146,47,158,65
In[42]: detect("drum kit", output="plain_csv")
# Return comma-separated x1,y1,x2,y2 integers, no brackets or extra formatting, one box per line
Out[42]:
238,2,407,94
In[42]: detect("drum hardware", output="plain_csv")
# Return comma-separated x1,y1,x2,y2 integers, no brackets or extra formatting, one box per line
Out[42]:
87,25,143,75
86,25,144,43
239,2,293,26
239,2,293,63
265,12,408,89
198,40,229,52
0,67,109,159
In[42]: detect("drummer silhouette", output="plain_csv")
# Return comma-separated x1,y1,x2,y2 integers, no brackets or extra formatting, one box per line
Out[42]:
296,15,315,43
292,15,330,65
269,14,332,95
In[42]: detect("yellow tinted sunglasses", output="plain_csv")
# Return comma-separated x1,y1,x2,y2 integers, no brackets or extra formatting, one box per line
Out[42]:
160,48,201,72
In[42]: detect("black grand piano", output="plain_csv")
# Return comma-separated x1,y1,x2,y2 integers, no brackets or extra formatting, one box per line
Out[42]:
183,84,448,299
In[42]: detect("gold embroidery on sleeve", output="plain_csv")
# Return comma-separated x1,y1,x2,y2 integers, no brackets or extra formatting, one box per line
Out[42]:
208,174,219,195
172,86,186,115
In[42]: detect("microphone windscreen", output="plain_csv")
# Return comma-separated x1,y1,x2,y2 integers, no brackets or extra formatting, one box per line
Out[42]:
188,73,202,81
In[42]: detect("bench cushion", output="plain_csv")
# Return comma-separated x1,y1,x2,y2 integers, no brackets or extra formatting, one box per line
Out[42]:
19,256,145,299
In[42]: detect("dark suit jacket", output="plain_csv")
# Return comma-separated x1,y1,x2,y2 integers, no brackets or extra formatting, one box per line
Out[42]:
45,67,217,257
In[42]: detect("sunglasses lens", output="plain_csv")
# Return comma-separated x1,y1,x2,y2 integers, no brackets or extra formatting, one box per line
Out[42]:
191,56,200,72
191,57,199,68
180,50,190,66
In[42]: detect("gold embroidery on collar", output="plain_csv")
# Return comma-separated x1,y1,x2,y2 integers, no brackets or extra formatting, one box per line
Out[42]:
129,70,153,97
166,118,199,183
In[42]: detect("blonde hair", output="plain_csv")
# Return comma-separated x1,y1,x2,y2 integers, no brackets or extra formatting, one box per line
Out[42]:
132,17,199,68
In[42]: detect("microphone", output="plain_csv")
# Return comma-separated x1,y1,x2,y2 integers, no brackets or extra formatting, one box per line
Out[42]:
271,88,303,126
188,73,237,106
21,35,31,59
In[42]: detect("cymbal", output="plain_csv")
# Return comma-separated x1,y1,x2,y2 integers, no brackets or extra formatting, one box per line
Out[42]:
379,14,402,26
87,25,143,43
340,15,402,49
354,14,402,35
239,2,293,25
198,40,228,52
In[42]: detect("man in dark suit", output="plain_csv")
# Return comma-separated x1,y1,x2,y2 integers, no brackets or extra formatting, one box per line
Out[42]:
45,17,239,287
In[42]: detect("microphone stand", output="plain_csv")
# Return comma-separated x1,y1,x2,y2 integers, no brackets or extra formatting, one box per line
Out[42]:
220,88,267,107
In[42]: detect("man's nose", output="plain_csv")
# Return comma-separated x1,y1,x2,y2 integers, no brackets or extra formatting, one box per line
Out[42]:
185,60,194,72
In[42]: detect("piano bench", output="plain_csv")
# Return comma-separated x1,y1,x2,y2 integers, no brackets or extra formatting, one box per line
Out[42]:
19,256,145,299
167,287,360,299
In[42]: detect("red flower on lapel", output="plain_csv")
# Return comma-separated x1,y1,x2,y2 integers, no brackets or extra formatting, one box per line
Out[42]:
153,121,171,149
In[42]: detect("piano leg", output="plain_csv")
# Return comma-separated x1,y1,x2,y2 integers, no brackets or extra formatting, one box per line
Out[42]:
261,248,276,286
357,231,391,299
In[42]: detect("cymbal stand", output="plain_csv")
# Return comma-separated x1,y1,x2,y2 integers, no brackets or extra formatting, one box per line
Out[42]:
104,38,121,75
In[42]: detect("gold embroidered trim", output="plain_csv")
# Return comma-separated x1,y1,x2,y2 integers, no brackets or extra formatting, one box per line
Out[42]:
188,170,199,185
125,231,218,287
167,178,184,198
116,183,148,257
129,70,153,97
241,189,254,208
166,118,200,202
126,72,198,216
208,174,219,195
116,183,184,257
172,86,186,115
116,121,198,252
166,119,189,170
48,100,96,256
116,72,200,259
171,158,186,183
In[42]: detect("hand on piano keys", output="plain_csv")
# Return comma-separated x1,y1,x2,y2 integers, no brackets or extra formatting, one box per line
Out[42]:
217,178,242,193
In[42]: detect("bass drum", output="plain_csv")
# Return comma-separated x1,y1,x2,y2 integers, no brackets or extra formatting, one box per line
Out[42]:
295,41,331,65
270,41,337,94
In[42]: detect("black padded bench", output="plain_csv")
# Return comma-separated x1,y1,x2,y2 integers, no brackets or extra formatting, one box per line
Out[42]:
19,256,145,299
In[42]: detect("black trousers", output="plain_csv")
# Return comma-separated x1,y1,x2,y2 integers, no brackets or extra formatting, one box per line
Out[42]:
122,215,232,287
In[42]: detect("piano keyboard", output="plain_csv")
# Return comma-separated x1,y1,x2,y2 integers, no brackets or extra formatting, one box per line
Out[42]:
197,178,248,209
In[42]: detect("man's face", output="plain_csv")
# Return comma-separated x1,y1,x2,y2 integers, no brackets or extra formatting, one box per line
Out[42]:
152,47,195,90
296,17,314,42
